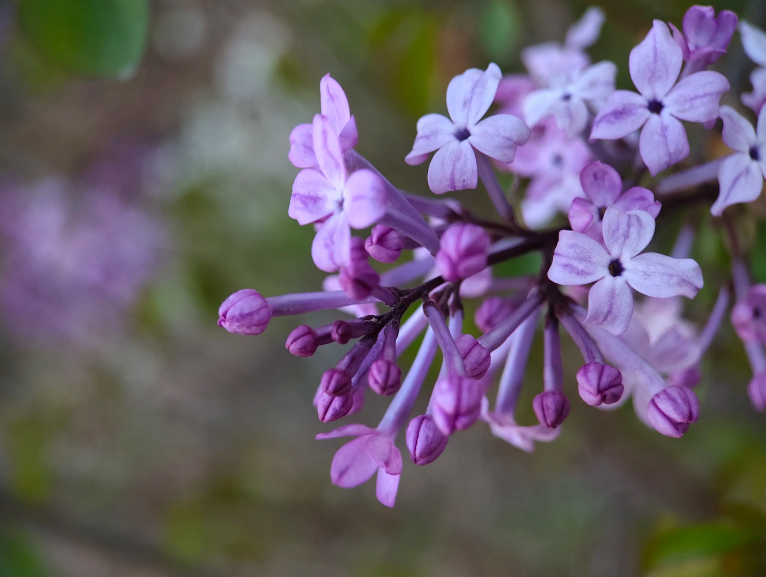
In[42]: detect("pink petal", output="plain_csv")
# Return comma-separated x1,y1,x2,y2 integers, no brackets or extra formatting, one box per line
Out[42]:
629,21,683,99
320,74,351,135
469,114,531,163
288,123,317,168
720,106,755,153
602,207,655,259
547,230,610,285
568,197,596,232
565,7,605,50
624,253,704,299
663,70,729,122
711,153,764,216
313,114,346,189
311,211,350,272
427,140,478,194
365,434,403,475
447,63,502,126
740,22,766,68
330,436,378,488
289,169,338,225
613,187,661,217
585,276,634,335
579,161,622,206
316,424,376,440
639,113,689,176
344,169,387,229
522,89,561,127
405,113,456,165
571,61,617,102
375,469,400,508
339,116,358,151
590,90,650,140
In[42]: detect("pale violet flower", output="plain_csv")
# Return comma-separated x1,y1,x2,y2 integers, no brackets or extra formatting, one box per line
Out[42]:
740,22,766,113
547,207,703,335
669,6,738,75
590,20,729,176
405,63,530,194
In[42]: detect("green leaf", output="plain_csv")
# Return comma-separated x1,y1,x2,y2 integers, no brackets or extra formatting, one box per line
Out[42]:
17,0,149,79
0,531,50,577
478,0,520,64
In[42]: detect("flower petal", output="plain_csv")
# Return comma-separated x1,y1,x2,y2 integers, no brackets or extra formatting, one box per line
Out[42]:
602,206,655,259
568,197,596,232
344,169,387,229
579,161,622,206
663,70,729,122
288,123,317,168
447,63,502,127
757,103,766,143
320,74,351,134
552,98,590,135
548,230,610,285
624,253,704,299
469,114,531,163
649,327,700,374
639,113,689,176
740,21,766,68
289,169,338,225
711,153,764,216
565,7,605,50
522,43,589,87
590,90,650,140
613,187,661,217
312,211,350,272
339,116,358,151
570,61,617,103
427,140,478,194
629,20,683,99
366,434,403,475
742,67,766,114
585,276,634,335
316,424,376,440
330,436,378,488
375,469,400,508
522,89,561,127
313,114,346,189
720,106,756,153
405,113,456,165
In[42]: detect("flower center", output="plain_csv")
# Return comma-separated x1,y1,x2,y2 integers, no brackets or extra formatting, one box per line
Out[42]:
647,99,664,114
454,127,471,142
750,146,760,161
754,306,762,319
598,206,607,220
608,259,624,277
561,93,572,102
552,154,564,167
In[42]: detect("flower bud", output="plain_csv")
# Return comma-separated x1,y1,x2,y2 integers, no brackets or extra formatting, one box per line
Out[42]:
218,289,271,335
285,325,318,357
339,261,380,300
646,385,700,438
533,391,570,428
454,334,490,379
406,415,448,465
432,376,483,436
331,320,370,344
435,223,490,282
576,362,623,406
748,373,766,411
365,225,403,263
320,368,352,396
475,297,514,332
368,359,402,396
316,391,353,423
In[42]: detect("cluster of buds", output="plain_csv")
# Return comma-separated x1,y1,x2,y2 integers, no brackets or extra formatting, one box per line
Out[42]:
219,6,766,507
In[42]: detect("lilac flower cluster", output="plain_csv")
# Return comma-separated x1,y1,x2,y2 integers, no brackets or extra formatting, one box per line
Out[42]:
219,6,766,507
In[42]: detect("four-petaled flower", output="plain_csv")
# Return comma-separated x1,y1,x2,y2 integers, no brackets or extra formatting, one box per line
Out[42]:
711,105,766,216
548,207,703,335
289,114,386,272
590,20,729,176
669,6,738,73
406,63,530,194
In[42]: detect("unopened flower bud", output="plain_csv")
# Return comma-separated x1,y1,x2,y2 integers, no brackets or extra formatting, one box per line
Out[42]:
748,373,766,411
435,223,490,282
406,415,448,465
646,385,700,438
331,319,370,344
475,297,514,332
533,391,570,428
432,376,484,435
321,368,352,396
316,391,353,423
576,362,623,406
368,359,402,396
339,261,380,299
285,325,318,357
365,225,404,263
454,334,490,379
218,289,271,335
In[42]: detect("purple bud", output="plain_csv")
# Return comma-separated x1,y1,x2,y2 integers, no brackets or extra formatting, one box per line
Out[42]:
316,391,353,423
368,359,402,396
332,320,353,344
474,297,514,332
576,362,623,406
646,385,700,438
435,223,490,282
533,391,570,428
338,237,381,299
285,325,318,357
365,225,403,263
454,334,490,379
218,289,271,335
748,373,766,412
320,368,352,396
406,415,448,465
432,376,484,435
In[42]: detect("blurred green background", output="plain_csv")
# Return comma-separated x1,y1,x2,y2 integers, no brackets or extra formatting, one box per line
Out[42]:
0,0,766,576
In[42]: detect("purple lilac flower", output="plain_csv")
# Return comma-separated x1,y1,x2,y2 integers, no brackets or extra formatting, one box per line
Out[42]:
669,6,738,76
591,21,729,176
405,63,530,194
740,22,766,113
548,207,703,334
